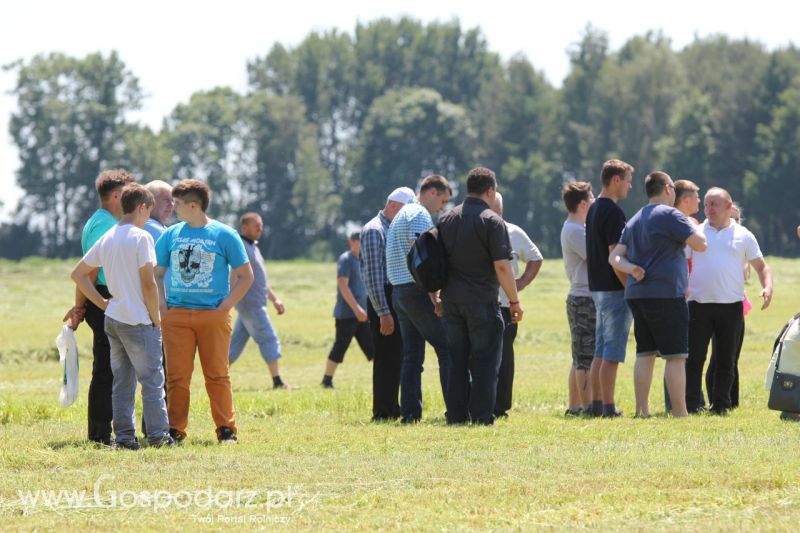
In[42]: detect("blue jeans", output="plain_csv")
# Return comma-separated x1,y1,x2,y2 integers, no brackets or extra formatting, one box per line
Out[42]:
229,305,281,364
590,290,632,362
392,283,450,420
442,300,504,425
104,316,170,445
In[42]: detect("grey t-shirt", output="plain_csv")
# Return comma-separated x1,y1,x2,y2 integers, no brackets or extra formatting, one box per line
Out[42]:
560,220,590,297
237,237,268,310
334,251,367,319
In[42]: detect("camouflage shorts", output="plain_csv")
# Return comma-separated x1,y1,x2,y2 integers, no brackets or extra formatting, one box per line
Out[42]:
566,295,596,370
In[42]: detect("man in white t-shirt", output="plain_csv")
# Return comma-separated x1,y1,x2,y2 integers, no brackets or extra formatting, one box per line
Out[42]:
685,187,773,415
491,192,543,418
71,184,173,449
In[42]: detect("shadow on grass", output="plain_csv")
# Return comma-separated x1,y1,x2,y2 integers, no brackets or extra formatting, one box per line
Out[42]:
46,438,108,450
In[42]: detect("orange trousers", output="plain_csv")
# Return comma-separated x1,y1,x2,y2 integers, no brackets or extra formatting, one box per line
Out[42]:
162,308,236,439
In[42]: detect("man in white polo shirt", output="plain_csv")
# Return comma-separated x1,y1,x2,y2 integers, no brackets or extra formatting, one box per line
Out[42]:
685,187,773,415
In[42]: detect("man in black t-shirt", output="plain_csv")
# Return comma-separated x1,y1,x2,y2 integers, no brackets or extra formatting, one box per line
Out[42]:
438,167,524,425
585,159,634,418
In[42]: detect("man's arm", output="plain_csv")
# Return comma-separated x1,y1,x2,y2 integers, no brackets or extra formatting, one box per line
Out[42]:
685,231,707,252
218,263,254,312
338,277,367,322
267,287,285,315
516,259,542,292
154,266,168,313
608,243,645,281
750,257,773,310
608,244,629,286
360,228,395,335
70,262,108,311
495,259,524,323
139,263,161,327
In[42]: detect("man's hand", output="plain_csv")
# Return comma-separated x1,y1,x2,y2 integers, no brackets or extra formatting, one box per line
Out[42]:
433,301,443,318
379,314,395,335
760,286,773,310
355,306,368,323
272,299,286,315
510,301,524,323
631,266,646,282
62,305,86,330
217,301,234,313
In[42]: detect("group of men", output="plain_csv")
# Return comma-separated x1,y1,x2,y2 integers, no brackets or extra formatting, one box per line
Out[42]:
356,168,542,425
560,159,772,418
65,171,292,448
65,165,544,451
63,157,768,451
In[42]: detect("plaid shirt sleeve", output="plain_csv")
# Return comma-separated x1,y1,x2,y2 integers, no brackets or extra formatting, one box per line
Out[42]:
360,226,390,315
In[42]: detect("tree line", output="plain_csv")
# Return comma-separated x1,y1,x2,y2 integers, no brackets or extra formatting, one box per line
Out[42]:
2,18,799,260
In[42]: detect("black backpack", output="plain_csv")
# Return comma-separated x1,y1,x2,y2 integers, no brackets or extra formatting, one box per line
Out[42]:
407,226,448,292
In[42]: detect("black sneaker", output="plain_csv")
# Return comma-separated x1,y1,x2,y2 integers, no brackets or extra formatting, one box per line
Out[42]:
321,380,334,389
400,416,421,425
114,439,141,451
218,426,238,444
564,408,582,417
168,428,185,444
780,411,800,422
601,409,623,418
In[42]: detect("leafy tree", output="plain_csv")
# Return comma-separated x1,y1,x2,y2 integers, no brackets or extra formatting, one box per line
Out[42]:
346,88,475,222
164,87,245,220
6,51,141,257
241,93,336,258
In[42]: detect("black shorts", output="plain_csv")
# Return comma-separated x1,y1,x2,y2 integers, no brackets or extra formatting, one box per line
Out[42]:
627,298,688,359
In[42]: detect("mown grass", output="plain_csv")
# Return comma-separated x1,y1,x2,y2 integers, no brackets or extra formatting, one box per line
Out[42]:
1,257,800,531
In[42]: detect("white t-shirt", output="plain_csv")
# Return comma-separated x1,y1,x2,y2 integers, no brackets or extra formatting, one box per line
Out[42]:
83,224,156,326
560,219,590,298
499,222,543,307
688,220,762,304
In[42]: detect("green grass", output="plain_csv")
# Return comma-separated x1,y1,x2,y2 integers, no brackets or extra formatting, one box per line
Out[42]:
2,257,800,530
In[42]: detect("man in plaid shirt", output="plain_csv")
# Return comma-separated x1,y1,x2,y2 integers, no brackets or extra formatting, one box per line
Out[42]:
361,187,416,420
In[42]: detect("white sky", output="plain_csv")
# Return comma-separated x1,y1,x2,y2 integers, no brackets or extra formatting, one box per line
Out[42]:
0,0,796,221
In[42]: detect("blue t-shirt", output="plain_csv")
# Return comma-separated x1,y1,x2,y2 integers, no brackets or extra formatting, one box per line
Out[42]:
81,208,118,286
619,204,695,299
144,218,166,242
155,220,249,309
334,251,367,319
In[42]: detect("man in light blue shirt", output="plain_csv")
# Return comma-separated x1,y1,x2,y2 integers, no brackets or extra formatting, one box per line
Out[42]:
143,180,174,242
385,175,452,423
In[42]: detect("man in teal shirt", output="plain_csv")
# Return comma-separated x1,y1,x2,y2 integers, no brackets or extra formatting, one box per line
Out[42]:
64,169,135,445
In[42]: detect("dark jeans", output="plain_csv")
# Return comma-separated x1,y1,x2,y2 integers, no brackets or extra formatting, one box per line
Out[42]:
495,307,518,416
686,301,744,412
84,284,113,442
442,300,504,425
328,318,375,363
367,285,403,420
392,283,451,420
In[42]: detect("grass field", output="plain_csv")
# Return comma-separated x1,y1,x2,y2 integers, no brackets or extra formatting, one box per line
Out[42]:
2,257,800,531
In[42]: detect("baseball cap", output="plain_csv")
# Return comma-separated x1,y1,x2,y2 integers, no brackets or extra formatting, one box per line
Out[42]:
386,187,415,205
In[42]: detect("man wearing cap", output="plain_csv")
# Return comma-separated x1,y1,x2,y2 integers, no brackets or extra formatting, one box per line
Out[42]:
360,186,415,420
385,175,452,424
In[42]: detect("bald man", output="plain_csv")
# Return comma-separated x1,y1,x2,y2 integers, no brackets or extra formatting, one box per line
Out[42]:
144,180,174,241
685,187,773,415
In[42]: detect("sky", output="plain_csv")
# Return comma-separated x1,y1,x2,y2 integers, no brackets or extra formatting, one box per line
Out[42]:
0,0,796,221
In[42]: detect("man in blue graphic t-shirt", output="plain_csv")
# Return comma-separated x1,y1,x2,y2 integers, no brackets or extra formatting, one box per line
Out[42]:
155,179,253,444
